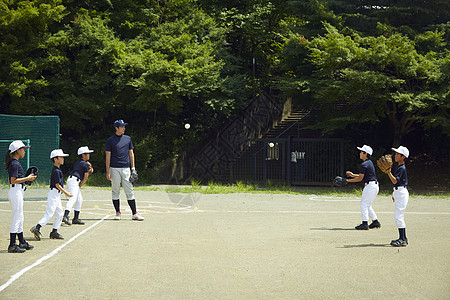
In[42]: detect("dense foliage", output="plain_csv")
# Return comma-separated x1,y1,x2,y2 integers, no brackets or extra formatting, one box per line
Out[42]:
1,0,449,176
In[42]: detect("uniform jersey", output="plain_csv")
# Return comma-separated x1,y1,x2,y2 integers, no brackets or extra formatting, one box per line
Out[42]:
359,160,377,184
393,164,408,187
8,159,24,183
71,159,89,180
50,166,64,189
105,134,134,168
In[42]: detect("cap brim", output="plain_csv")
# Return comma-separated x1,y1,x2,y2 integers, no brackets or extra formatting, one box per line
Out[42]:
80,150,94,154
23,145,31,148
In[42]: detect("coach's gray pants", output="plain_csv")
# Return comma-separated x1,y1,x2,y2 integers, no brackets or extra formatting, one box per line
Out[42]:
110,167,135,200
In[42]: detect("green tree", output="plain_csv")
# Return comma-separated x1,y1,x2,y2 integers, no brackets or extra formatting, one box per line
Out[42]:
307,24,450,146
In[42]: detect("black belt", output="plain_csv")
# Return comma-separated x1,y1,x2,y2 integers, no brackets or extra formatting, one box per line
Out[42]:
11,183,25,188
394,186,407,190
50,187,61,193
365,181,378,185
11,183,26,191
69,175,81,182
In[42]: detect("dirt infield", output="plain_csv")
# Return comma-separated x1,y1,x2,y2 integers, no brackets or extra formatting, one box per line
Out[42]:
1,187,449,299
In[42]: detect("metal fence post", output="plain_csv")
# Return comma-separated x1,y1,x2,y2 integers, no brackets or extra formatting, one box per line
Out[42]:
287,136,291,186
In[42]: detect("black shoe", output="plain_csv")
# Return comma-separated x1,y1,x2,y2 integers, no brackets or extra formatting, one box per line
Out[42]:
8,244,26,253
62,216,72,225
390,238,408,247
72,218,85,225
30,226,42,241
369,220,381,229
49,231,64,240
19,242,34,250
355,223,369,230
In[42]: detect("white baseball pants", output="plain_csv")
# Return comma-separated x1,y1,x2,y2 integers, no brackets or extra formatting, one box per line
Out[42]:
110,167,135,200
393,187,409,228
8,185,25,233
360,181,379,222
38,189,63,230
65,176,83,212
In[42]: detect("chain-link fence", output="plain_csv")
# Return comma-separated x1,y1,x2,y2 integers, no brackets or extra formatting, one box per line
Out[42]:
1,114,60,184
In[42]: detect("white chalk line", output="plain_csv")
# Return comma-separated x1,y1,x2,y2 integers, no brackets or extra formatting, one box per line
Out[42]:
191,210,450,215
0,214,109,293
309,196,360,202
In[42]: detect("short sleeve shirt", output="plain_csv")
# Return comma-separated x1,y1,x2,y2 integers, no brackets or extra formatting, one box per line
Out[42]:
50,166,64,189
359,160,377,184
71,159,89,180
8,159,24,183
393,164,408,188
105,134,134,168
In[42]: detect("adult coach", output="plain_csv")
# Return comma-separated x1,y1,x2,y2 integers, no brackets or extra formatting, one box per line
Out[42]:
105,120,144,221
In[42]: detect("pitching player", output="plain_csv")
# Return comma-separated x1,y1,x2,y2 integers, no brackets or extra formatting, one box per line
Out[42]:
105,120,144,221
62,146,94,226
5,140,37,253
387,146,410,247
31,149,72,240
346,145,381,230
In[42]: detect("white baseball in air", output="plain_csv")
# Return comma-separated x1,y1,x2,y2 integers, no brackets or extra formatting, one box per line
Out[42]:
269,142,274,147
185,123,190,129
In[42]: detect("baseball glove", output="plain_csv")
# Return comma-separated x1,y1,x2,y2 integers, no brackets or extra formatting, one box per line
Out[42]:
130,170,138,185
87,161,94,175
333,176,347,187
24,166,38,185
377,154,393,173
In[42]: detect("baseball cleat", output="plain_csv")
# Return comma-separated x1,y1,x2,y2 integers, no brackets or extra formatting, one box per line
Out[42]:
8,244,26,253
132,213,144,221
49,231,64,240
355,223,369,230
114,212,121,220
19,242,34,250
63,217,72,225
62,216,72,225
390,238,408,247
30,226,42,241
369,220,381,229
72,218,85,225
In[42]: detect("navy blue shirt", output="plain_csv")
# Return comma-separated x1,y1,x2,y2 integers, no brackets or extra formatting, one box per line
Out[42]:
359,159,377,184
50,166,64,189
105,134,134,168
71,159,89,180
393,164,408,188
8,159,24,183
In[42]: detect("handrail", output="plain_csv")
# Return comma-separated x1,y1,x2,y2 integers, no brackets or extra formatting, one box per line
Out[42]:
274,110,311,138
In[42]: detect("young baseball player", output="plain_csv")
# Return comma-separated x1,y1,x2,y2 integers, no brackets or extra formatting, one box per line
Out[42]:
30,149,72,240
62,146,94,226
105,119,144,221
387,146,410,247
5,140,37,253
346,145,381,230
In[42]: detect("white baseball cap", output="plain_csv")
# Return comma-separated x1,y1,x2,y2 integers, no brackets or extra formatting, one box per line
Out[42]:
50,149,69,159
357,145,373,155
392,146,409,158
77,146,94,155
9,140,31,153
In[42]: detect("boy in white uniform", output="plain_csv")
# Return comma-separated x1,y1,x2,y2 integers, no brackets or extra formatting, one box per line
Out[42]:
386,146,410,247
31,149,72,240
